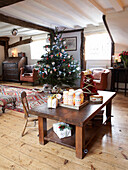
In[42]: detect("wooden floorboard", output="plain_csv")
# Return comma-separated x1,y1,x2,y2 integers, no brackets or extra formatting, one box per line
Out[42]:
0,82,128,169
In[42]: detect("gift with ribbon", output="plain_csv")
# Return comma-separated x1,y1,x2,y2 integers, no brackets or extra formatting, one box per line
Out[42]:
53,122,72,139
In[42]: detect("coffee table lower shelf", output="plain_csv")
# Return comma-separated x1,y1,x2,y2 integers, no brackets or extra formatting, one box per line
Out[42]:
44,125,100,150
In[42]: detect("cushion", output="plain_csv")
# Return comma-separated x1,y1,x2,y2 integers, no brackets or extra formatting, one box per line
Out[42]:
93,79,101,84
24,65,34,73
0,94,16,106
23,73,31,76
93,70,104,80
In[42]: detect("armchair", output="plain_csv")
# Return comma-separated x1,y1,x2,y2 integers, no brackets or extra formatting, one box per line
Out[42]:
20,65,38,86
81,68,110,90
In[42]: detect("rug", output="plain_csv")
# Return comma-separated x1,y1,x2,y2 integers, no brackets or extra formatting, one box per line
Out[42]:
0,85,47,113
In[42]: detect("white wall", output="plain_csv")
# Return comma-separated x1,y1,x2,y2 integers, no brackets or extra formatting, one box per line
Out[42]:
62,31,81,63
0,46,5,76
86,60,111,69
62,31,81,87
8,37,32,65
115,43,128,56
8,34,48,65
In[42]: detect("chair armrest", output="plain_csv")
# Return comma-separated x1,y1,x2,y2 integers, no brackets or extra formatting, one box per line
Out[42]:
20,67,24,75
33,68,38,74
99,71,110,90
33,69,39,80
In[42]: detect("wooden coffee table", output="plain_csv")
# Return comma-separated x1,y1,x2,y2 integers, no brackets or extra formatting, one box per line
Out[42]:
28,91,116,159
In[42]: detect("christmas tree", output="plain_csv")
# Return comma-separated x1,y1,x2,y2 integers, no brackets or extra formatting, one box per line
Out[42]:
35,28,80,86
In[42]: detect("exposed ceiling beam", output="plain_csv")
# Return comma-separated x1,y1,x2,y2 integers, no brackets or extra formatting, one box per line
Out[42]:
109,0,123,11
0,37,10,41
0,0,24,8
8,38,32,48
0,13,54,33
63,0,98,25
88,0,106,14
0,41,5,46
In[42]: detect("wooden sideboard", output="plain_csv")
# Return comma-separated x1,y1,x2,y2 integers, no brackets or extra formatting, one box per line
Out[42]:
110,67,128,96
2,57,27,82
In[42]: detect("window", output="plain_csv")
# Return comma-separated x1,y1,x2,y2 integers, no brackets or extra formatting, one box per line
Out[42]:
85,33,111,60
30,39,47,60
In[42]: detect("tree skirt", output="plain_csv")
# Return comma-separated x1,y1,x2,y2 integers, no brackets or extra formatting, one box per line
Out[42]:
0,85,47,113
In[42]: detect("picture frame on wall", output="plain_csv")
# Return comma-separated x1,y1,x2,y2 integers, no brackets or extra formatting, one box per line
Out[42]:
64,37,77,51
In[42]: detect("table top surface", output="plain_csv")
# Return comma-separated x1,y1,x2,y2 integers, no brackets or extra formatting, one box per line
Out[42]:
28,91,116,127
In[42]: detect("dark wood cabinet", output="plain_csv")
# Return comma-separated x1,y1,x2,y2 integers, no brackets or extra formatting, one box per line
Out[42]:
2,57,27,82
110,67,128,96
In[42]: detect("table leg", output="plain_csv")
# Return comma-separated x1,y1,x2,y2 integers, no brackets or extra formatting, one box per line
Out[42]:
75,126,85,159
38,116,47,145
106,100,112,122
2,106,5,113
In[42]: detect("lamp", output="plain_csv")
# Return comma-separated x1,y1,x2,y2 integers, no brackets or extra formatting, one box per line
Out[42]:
11,49,17,57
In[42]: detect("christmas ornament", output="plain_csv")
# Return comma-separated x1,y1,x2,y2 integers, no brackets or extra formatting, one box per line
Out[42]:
52,62,55,66
59,53,62,57
63,41,66,45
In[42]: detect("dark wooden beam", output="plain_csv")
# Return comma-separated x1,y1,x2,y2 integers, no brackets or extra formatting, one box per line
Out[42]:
59,28,84,34
80,30,85,70
0,0,24,8
103,15,115,67
0,37,10,41
8,38,32,48
0,13,54,33
0,41,5,46
4,41,9,58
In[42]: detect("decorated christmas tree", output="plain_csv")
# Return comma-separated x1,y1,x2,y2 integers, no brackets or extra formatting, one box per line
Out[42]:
35,28,80,86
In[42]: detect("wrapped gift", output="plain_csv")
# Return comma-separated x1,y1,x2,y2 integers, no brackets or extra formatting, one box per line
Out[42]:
90,95,103,103
47,95,58,108
53,122,72,139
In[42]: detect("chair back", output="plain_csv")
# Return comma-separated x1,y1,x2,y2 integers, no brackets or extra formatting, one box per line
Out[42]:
21,91,29,118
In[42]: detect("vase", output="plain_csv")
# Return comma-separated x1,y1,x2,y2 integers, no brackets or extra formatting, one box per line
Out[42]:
123,60,128,68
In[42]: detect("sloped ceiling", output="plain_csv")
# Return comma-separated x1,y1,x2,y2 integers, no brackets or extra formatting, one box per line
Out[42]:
107,8,128,46
0,0,128,46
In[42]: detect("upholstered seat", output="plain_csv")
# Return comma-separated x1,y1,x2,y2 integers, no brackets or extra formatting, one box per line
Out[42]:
81,68,110,90
0,94,16,113
20,65,38,86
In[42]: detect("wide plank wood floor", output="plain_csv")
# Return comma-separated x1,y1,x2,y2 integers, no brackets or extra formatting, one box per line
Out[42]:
0,82,128,170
